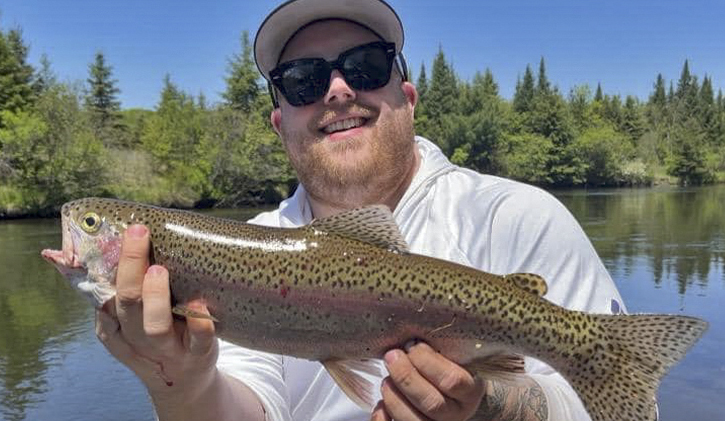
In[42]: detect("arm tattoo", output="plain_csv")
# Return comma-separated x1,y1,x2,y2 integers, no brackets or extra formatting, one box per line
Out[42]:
473,377,548,421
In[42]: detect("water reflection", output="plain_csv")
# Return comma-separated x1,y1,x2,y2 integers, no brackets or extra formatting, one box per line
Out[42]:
556,185,725,295
0,219,90,421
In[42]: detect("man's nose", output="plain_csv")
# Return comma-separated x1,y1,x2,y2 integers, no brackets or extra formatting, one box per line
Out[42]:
323,70,356,105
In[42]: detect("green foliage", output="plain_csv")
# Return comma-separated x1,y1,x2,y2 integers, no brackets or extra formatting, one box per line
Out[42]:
621,96,645,144
513,65,535,113
222,31,261,113
665,119,714,185
415,63,429,118
0,84,107,212
0,27,36,125
536,57,551,96
573,125,636,186
500,133,553,185
141,75,211,207
84,51,122,146
568,85,594,132
33,54,57,94
207,104,294,206
426,46,459,121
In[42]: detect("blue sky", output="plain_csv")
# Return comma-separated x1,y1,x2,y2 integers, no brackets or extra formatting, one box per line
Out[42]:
2,0,723,110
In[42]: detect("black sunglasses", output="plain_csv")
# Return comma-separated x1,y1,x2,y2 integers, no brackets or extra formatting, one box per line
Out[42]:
269,41,399,107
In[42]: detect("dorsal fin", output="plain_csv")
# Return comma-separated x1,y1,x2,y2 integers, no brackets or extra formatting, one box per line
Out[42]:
310,205,409,253
503,273,548,296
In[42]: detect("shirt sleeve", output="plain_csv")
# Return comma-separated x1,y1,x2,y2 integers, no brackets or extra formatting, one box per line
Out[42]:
216,339,292,421
471,183,625,421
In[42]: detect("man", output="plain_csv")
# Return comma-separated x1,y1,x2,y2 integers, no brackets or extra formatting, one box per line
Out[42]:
95,0,625,420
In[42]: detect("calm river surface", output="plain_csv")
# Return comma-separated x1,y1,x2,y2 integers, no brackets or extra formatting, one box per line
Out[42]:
1,186,723,421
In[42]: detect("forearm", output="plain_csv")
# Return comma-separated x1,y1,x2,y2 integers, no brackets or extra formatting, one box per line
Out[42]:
476,376,548,421
151,368,266,421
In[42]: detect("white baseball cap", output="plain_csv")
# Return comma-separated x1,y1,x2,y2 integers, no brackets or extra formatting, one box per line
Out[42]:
254,0,405,80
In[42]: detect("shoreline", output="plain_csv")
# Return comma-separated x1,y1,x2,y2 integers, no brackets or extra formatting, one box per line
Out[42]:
3,181,723,221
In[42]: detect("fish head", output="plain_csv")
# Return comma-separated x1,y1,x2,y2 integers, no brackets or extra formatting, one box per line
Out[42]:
42,198,126,307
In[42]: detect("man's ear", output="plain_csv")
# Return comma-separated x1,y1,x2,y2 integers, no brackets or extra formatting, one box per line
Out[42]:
401,81,418,112
270,107,282,136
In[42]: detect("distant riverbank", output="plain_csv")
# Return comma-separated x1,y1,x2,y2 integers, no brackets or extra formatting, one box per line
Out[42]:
3,177,721,220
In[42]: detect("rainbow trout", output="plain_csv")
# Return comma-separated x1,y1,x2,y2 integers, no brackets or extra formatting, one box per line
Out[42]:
41,198,707,421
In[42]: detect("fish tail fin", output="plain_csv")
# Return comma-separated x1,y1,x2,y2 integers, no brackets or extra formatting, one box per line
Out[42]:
564,314,707,421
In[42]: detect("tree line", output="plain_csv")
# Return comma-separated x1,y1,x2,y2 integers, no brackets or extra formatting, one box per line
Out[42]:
1,22,724,217
415,48,725,188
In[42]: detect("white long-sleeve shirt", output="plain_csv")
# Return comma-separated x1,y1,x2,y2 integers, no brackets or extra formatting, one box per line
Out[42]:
216,136,625,421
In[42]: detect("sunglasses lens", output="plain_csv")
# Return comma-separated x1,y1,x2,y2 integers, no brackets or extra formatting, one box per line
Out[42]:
276,60,331,106
271,42,395,107
343,45,393,91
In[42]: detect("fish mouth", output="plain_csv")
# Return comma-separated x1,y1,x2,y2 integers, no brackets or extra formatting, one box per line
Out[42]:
41,249,85,276
41,216,84,275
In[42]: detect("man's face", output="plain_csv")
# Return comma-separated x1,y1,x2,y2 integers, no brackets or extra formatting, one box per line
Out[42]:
270,20,418,207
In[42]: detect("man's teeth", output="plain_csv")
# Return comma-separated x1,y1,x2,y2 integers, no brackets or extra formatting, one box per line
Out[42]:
323,117,366,134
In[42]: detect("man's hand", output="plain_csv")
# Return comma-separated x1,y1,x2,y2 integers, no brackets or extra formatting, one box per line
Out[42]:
372,341,486,421
95,224,218,399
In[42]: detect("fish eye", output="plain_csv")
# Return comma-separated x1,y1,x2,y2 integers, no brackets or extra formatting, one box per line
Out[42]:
80,212,102,233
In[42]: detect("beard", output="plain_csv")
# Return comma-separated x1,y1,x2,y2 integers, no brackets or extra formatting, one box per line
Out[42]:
281,100,416,209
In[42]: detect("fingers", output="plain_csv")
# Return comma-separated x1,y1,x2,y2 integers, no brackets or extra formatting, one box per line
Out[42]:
384,348,442,420
406,342,483,404
380,376,431,421
382,342,485,421
370,401,391,421
115,225,150,327
142,265,173,336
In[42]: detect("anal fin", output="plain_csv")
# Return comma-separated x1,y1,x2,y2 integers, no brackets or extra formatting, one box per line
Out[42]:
466,353,526,384
322,358,382,410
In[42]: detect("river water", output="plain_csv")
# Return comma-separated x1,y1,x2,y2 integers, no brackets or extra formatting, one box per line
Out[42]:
0,187,723,421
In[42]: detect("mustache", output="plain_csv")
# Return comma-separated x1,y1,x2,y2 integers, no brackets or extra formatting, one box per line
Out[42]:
311,103,378,131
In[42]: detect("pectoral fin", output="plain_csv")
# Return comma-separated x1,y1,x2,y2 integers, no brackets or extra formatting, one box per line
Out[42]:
322,358,382,410
172,305,219,322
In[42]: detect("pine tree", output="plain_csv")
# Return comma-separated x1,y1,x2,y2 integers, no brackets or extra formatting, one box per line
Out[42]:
698,75,716,140
85,51,121,138
426,46,459,120
675,60,693,100
536,57,551,97
0,27,36,123
650,74,667,108
415,62,429,118
594,83,603,102
621,95,645,143
460,69,499,115
675,60,699,118
223,31,261,113
34,53,57,94
513,65,535,113
646,73,668,130
568,84,592,131
416,62,428,101
481,68,498,98
142,74,211,204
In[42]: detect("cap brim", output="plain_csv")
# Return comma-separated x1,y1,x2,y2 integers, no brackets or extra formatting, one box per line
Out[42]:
254,0,404,80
